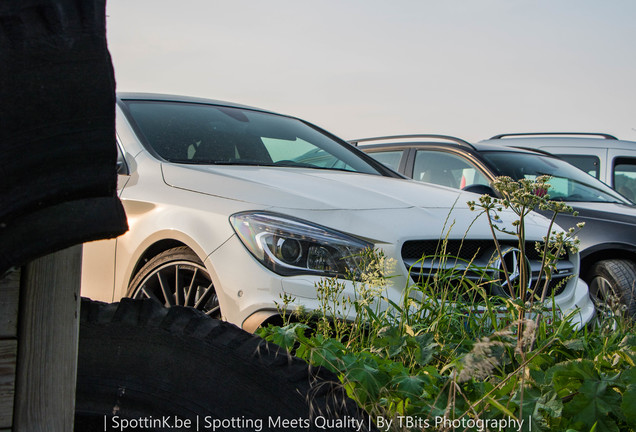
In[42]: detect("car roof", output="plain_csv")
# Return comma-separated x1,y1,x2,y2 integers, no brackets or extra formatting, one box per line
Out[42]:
355,137,547,156
116,92,277,114
481,134,636,150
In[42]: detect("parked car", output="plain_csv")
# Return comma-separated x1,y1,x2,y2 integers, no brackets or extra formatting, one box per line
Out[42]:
356,134,636,317
485,133,636,203
81,100,594,331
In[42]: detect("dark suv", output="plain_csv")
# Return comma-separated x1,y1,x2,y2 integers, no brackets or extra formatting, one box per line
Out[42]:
483,132,636,203
354,134,636,317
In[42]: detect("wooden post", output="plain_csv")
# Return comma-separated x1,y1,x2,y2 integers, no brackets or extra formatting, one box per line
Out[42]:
12,246,82,432
0,269,20,431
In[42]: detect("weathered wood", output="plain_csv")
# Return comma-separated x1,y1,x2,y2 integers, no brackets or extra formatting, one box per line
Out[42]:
13,246,82,432
0,270,20,339
0,268,19,429
0,340,17,429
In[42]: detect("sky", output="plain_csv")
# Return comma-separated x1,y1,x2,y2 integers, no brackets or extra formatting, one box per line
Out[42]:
105,1,636,143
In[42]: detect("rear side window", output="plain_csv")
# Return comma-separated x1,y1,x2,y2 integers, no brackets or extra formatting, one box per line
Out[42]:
557,155,600,179
614,158,636,202
366,150,403,171
413,150,490,189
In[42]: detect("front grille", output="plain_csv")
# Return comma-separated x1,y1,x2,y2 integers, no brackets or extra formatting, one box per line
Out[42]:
401,239,573,300
537,275,569,297
401,239,544,261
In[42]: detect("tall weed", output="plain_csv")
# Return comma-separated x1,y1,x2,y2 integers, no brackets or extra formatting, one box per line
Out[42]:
259,177,636,432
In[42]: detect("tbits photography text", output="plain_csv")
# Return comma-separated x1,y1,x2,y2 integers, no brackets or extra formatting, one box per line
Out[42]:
104,414,532,431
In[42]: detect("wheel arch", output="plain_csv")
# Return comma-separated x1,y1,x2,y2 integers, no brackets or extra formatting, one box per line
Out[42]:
129,238,190,281
118,229,217,300
580,244,636,280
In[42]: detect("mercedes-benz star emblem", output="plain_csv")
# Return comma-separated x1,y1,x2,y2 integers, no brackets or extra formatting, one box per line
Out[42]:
492,247,532,297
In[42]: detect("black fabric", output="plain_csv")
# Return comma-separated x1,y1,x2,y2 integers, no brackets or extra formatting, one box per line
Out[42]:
0,198,128,273
0,0,128,273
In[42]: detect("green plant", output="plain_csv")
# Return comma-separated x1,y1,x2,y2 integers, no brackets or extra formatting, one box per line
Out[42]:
258,176,636,432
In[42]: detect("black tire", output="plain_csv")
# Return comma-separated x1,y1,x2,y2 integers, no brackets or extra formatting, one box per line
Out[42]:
588,259,636,318
75,298,375,432
128,247,221,319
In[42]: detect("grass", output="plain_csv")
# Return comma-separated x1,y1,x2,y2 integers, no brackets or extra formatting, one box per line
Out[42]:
258,177,636,432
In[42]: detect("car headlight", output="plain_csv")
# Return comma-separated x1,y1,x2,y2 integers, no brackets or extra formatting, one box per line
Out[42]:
230,211,372,278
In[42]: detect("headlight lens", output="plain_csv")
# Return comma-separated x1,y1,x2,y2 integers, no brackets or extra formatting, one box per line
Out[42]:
230,212,372,278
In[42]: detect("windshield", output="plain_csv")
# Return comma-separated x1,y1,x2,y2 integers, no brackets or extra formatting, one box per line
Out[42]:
482,151,629,204
122,100,381,175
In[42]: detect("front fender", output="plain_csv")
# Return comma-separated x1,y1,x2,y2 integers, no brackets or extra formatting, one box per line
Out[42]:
113,203,235,301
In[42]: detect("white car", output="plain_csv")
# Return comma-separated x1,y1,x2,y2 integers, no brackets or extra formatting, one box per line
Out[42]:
81,94,595,330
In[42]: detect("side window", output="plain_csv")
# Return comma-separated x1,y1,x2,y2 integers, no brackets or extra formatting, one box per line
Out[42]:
366,150,403,171
413,150,489,189
557,155,600,179
613,158,636,202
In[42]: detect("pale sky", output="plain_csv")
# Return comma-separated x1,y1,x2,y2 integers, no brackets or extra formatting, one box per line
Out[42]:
106,1,636,143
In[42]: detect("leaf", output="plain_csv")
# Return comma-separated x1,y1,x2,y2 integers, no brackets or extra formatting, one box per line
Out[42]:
410,333,437,366
562,379,621,432
622,375,636,427
269,322,309,351
342,355,391,402
512,387,561,432
485,395,517,419
547,359,599,396
547,359,622,432
622,367,636,386
374,326,408,357
295,334,346,372
623,388,636,426
562,338,585,351
404,324,415,337
529,353,556,371
539,393,563,419
494,374,519,398
619,334,636,350
392,373,427,398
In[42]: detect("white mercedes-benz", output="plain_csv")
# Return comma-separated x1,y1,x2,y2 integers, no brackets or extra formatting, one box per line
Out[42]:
81,93,594,330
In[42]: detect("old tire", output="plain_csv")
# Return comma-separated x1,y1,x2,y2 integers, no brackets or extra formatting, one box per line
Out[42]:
128,246,221,319
588,259,636,318
75,298,375,432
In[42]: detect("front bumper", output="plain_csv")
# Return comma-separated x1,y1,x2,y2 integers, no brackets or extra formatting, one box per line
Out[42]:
208,235,595,331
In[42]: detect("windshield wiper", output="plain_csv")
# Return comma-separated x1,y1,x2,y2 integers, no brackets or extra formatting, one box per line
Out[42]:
170,159,277,166
209,160,276,166
170,158,360,173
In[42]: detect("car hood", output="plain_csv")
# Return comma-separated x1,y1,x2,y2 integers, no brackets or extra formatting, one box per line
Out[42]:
569,201,636,227
161,163,556,243
162,164,469,211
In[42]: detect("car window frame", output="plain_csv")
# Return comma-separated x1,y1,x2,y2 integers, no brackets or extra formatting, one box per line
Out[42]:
359,145,412,177
362,148,407,173
556,154,601,180
535,145,609,184
406,145,496,187
117,97,402,179
612,156,636,203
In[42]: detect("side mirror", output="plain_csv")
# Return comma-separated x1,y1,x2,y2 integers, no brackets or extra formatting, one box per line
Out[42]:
116,146,130,175
116,159,128,175
462,184,497,196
